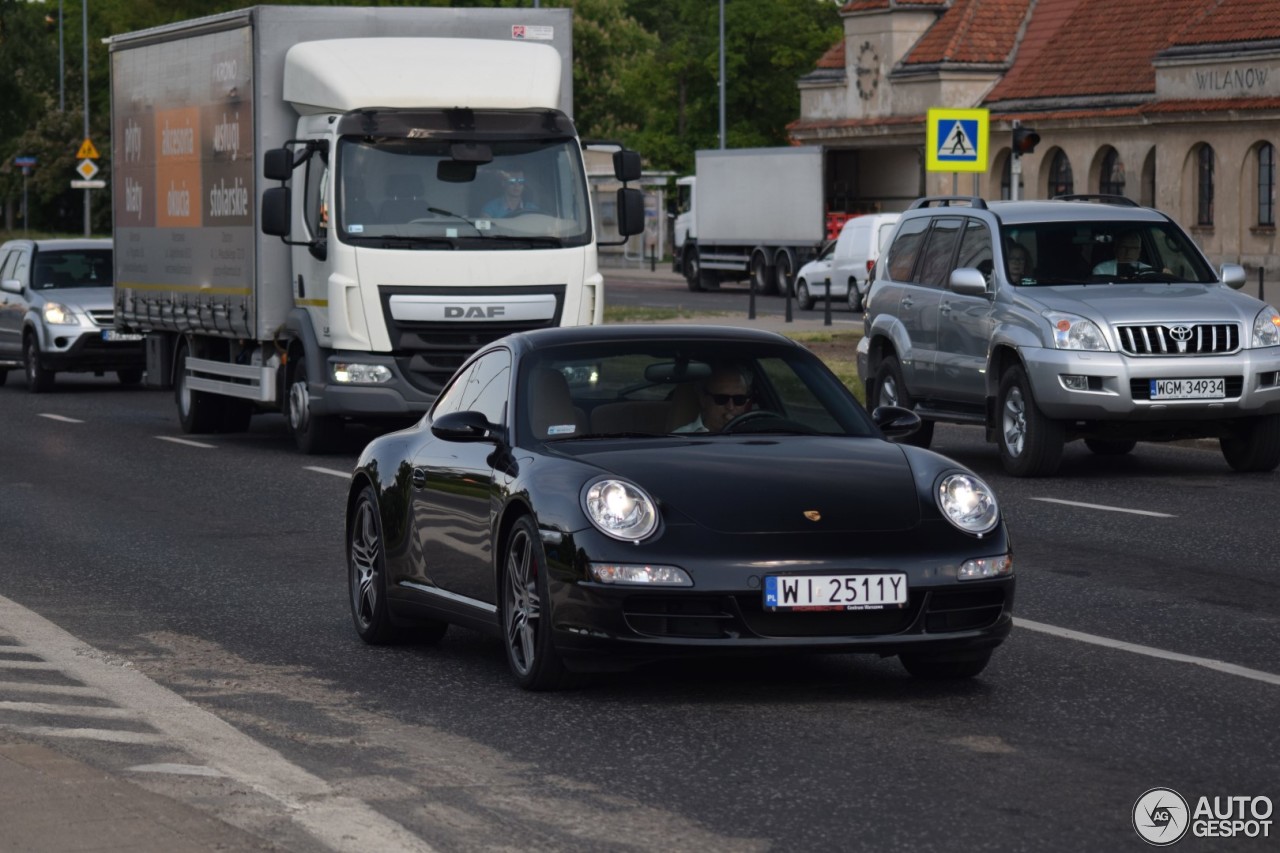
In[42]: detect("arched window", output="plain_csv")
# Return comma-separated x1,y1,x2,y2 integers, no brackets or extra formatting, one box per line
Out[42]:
1197,144,1214,226
1050,150,1073,197
1000,154,1012,199
1259,142,1276,227
1140,148,1156,207
1099,148,1125,196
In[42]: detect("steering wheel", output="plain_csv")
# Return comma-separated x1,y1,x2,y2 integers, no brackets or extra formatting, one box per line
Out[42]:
720,409,775,433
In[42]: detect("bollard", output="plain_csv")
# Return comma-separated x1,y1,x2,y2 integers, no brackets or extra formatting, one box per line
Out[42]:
1260,267,1265,300
784,276,793,323
650,244,656,272
824,277,832,327
748,275,757,320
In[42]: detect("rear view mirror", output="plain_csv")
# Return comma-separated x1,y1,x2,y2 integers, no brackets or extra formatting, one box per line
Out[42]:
871,405,922,438
261,187,291,237
431,409,496,442
263,148,294,182
949,267,989,296
438,160,477,183
613,149,642,182
1221,263,1247,290
616,187,645,237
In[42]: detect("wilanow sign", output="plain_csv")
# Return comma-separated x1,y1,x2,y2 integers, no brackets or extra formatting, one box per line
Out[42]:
1156,54,1280,100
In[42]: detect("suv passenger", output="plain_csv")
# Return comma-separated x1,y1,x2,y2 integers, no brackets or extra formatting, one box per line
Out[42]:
0,238,145,392
856,195,1280,476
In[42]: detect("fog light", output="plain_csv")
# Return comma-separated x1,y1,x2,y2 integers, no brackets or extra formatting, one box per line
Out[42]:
333,363,392,384
1060,374,1089,391
958,555,1012,580
589,563,692,586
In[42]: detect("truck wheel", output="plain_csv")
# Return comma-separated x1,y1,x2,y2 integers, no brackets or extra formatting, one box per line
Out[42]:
23,336,54,393
287,355,343,454
774,253,794,297
685,250,704,292
1220,415,1280,473
847,279,863,313
997,365,1064,477
117,369,143,386
749,253,775,296
175,339,219,433
795,279,814,311
874,355,933,448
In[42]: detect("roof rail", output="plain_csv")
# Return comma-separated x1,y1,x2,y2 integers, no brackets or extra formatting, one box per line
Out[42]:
908,195,988,210
1052,193,1140,207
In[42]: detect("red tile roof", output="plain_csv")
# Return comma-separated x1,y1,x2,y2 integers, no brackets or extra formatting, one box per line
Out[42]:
904,0,1033,65
1171,0,1280,46
816,38,847,69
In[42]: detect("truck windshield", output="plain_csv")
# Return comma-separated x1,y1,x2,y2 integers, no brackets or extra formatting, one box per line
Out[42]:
336,137,591,248
1000,220,1218,286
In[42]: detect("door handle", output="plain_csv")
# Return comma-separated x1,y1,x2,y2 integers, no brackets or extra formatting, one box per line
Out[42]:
412,467,427,488
900,297,913,309
940,301,953,315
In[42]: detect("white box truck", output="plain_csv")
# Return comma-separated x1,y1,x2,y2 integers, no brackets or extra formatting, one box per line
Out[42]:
109,5,643,452
671,146,828,295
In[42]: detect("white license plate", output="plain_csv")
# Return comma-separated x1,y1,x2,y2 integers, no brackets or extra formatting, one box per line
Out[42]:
1149,377,1224,399
764,573,908,612
101,330,144,342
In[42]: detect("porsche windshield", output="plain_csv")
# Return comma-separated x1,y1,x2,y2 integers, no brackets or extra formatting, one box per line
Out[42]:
1000,220,1217,286
337,137,591,248
519,341,877,443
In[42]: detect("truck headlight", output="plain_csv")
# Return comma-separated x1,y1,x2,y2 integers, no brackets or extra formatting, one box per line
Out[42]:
582,478,658,541
332,363,392,384
42,302,79,325
1044,311,1109,351
1251,306,1280,348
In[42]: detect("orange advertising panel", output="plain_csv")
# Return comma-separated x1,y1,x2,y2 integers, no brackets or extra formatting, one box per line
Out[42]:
155,106,202,228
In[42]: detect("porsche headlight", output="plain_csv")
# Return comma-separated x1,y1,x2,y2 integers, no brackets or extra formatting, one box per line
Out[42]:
43,301,79,325
937,473,999,535
1251,305,1280,348
583,479,658,541
1044,311,1109,351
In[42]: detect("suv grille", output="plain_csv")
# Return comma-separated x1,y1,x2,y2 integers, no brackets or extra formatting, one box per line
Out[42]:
1116,323,1239,356
86,309,113,327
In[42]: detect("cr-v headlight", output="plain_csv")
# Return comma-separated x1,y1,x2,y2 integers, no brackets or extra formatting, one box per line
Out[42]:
42,301,79,325
1251,305,1280,348
1044,311,1109,351
582,478,658,541
937,473,999,535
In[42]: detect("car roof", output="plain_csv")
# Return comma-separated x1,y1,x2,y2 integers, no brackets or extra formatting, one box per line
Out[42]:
901,198,1168,227
506,323,799,353
1,238,113,252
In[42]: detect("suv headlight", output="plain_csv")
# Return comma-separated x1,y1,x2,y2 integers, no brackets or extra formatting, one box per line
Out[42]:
42,301,79,325
582,478,658,541
1044,311,1109,351
1251,305,1280,348
937,473,999,535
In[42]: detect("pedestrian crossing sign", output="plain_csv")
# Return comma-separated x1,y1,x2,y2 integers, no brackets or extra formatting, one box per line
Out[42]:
926,108,989,173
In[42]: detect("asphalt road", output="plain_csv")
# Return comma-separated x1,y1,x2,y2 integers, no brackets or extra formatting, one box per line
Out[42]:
0,363,1276,851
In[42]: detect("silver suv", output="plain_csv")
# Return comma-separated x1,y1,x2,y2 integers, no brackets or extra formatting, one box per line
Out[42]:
856,196,1280,476
0,238,145,392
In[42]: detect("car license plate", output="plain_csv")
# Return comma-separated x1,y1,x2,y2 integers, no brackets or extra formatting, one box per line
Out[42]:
102,330,144,342
1149,377,1224,399
764,573,908,612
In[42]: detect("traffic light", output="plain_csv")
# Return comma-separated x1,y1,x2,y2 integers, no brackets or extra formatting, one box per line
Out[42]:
1012,126,1041,155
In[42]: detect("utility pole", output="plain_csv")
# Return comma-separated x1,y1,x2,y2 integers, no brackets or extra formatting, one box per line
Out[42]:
82,0,90,236
59,0,65,111
718,0,725,149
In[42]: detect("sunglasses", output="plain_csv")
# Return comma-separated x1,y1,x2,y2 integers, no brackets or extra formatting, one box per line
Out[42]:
506,177,526,185
706,392,751,406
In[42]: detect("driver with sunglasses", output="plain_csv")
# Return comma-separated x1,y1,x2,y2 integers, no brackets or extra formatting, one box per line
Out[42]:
673,362,755,433
481,168,540,218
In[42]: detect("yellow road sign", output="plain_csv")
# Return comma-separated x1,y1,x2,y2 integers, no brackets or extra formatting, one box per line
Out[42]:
926,108,989,173
77,138,100,160
76,159,100,181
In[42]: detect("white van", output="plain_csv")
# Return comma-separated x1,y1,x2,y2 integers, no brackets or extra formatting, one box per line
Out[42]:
829,213,900,312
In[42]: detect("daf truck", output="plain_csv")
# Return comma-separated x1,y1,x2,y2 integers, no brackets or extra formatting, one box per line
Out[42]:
109,5,643,452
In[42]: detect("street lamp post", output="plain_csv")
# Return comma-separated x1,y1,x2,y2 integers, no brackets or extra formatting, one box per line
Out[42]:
82,0,90,235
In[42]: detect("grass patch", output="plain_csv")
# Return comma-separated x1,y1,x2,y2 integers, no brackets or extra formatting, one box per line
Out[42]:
604,305,707,323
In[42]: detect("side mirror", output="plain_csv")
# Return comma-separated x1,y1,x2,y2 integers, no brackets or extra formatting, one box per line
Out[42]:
871,404,922,438
1221,263,1247,290
0,278,22,295
431,409,497,442
616,187,645,237
263,148,294,182
949,267,989,296
613,149,642,182
261,187,291,237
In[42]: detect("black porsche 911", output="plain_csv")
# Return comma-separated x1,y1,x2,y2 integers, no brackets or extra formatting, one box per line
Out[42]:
346,325,1013,690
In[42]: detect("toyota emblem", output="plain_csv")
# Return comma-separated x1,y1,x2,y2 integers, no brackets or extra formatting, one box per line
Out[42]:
1168,325,1193,342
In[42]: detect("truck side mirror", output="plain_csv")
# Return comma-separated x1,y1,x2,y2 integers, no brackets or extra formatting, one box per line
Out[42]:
261,187,291,237
616,187,645,237
613,149,642,183
263,148,294,182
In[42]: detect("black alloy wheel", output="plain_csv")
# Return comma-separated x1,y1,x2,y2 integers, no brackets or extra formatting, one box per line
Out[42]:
501,515,574,691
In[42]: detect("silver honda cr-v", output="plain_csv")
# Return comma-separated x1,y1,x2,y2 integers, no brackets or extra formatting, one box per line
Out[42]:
856,195,1280,476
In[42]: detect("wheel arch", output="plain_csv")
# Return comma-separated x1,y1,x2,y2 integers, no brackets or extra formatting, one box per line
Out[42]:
493,496,535,596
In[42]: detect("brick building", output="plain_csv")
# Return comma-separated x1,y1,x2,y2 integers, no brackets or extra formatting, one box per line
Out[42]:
789,0,1280,281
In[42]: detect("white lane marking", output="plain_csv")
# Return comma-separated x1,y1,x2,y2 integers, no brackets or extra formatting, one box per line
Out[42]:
9,726,165,744
0,593,437,853
1029,497,1175,518
1016,618,1280,686
128,763,226,778
0,700,139,719
0,681,100,697
156,435,217,449
38,413,84,424
304,466,351,479
0,661,61,672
